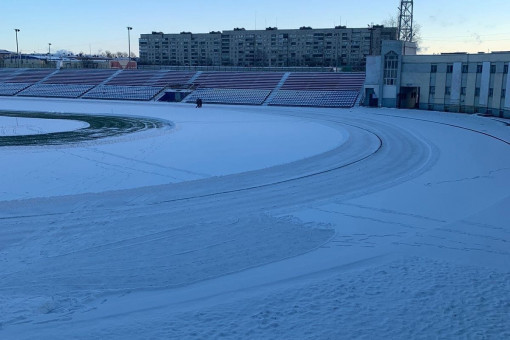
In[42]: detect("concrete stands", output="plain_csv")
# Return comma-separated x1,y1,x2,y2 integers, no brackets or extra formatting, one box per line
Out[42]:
268,72,365,107
151,71,196,87
18,84,94,98
6,69,55,84
185,72,282,105
83,85,162,101
280,72,366,91
0,69,56,96
269,90,360,108
0,83,31,96
185,88,271,105
0,68,365,107
43,69,117,85
193,72,284,89
83,70,196,101
4,69,116,99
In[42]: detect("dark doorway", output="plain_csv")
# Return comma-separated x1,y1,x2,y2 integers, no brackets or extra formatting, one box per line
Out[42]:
364,88,378,107
158,91,192,102
399,87,420,109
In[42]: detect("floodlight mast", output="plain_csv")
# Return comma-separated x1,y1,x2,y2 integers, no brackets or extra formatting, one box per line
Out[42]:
127,26,133,60
14,28,20,67
398,0,414,42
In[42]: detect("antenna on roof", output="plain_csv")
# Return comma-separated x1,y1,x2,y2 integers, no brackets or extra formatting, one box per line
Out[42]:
398,0,414,41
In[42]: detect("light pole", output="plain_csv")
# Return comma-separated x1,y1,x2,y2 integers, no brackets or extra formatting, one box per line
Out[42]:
127,26,132,60
48,43,52,60
14,28,20,67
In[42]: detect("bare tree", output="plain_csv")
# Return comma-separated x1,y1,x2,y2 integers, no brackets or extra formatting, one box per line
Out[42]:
55,49,74,57
383,15,422,51
382,16,398,28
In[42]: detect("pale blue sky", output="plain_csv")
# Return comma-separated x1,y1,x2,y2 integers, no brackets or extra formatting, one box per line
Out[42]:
1,0,509,56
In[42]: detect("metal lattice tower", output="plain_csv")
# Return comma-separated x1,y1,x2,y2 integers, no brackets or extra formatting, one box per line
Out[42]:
398,0,414,42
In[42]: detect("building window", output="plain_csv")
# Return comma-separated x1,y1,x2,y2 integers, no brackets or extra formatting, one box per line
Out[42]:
476,64,483,73
489,88,494,97
429,86,436,95
445,87,451,95
502,89,506,98
504,65,509,74
462,64,469,73
461,87,466,95
430,64,437,73
383,51,398,85
446,64,453,73
490,64,496,73
475,87,480,96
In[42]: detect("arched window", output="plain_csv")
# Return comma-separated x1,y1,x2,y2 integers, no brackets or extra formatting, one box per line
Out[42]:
384,51,398,85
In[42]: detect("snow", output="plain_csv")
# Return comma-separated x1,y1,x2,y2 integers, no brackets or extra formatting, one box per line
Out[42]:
0,116,88,136
0,98,346,201
0,97,509,339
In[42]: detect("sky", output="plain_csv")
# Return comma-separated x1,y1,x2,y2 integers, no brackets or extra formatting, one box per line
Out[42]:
1,0,509,56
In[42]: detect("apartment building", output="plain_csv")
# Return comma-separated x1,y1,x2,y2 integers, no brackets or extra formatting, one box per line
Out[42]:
139,25,397,69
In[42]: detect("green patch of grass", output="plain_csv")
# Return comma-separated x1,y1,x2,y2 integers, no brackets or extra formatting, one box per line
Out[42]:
0,111,171,147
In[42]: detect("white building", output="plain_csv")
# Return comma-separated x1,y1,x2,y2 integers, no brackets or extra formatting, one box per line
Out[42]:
364,41,510,118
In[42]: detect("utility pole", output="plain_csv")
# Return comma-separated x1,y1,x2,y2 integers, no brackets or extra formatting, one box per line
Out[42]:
398,0,414,42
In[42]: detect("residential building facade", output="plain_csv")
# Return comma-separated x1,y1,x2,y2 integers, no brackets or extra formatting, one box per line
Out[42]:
139,25,397,70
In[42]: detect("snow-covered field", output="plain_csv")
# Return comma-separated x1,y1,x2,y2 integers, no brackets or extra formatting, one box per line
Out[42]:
0,116,88,137
0,97,509,339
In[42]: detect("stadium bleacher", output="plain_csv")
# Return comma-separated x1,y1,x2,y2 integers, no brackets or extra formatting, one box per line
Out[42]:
82,85,163,101
18,84,94,98
0,68,365,107
0,83,31,96
42,69,117,85
184,88,271,105
0,69,21,82
280,72,366,91
193,72,284,89
81,70,195,101
5,69,55,83
104,70,196,87
268,90,360,108
0,69,56,96
106,70,166,86
264,72,364,107
150,71,195,87
183,71,284,105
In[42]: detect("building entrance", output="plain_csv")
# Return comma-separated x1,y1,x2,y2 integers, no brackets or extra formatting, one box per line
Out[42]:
399,87,420,109
364,88,378,107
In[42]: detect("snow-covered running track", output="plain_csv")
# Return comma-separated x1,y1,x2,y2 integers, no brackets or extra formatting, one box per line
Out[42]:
0,98,509,339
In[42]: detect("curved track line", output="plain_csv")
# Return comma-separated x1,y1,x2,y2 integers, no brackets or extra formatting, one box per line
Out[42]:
366,111,510,145
0,110,171,147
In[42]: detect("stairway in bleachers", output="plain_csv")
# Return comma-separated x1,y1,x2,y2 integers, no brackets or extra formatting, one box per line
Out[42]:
79,69,123,98
187,71,202,85
38,69,61,84
16,69,117,99
262,72,291,106
2,69,59,97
